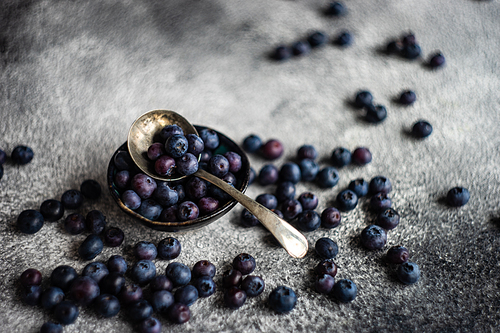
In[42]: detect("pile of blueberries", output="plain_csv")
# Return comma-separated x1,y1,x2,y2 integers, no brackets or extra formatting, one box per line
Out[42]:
0,145,34,182
385,31,446,68
113,125,245,222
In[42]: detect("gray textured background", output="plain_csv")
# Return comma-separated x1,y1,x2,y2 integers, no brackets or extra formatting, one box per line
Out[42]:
1,0,500,332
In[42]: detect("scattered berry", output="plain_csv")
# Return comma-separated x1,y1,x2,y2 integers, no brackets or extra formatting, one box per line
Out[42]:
446,186,470,207
268,286,297,313
332,279,357,302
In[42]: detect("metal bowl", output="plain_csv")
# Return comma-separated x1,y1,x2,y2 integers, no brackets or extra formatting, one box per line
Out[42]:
107,125,250,232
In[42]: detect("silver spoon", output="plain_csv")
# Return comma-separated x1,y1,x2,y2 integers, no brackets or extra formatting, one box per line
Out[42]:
127,110,308,259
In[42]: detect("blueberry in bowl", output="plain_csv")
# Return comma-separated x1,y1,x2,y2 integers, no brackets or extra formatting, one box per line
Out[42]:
108,125,250,232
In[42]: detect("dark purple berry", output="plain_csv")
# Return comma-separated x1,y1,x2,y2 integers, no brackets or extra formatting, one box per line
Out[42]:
307,31,328,47
299,159,319,181
316,167,339,188
291,40,311,56
192,260,216,279
332,279,357,302
40,322,62,333
131,174,157,199
240,275,265,297
298,192,318,210
336,189,358,211
224,287,247,309
199,150,212,163
150,275,173,293
103,227,125,247
40,199,64,222
17,210,44,234
154,155,176,176
334,30,352,46
157,237,182,260
354,90,373,108
233,253,256,275
131,260,157,286
198,197,219,215
50,265,78,292
351,147,372,165
158,204,176,221
199,128,219,150
360,224,387,250
61,189,83,210
429,52,445,68
139,317,162,333
296,210,321,232
193,276,216,298
279,162,301,184
376,208,400,230
86,210,106,234
186,134,204,156
40,287,64,310
176,153,198,176
272,45,292,61
281,199,303,220
258,164,279,185
365,104,387,123
248,167,256,185
321,207,341,229
22,285,42,305
165,134,188,158
224,151,242,173
20,268,42,287
209,154,229,178
82,262,109,283
118,284,143,305
396,262,420,284
122,190,141,210
240,209,260,227
447,186,470,207
386,245,410,264
134,241,158,261
261,139,284,160
412,120,433,138
11,145,34,165
107,255,128,275
147,142,165,161
78,234,104,260
348,178,369,197
185,177,208,200
370,192,392,212
80,179,101,200
94,294,120,318
69,276,100,306
159,124,184,142
369,176,392,195
63,213,85,235
174,285,198,306
165,262,191,287
113,151,134,171
53,301,79,325
127,299,153,322
99,273,126,295
242,134,262,152
401,43,421,60
222,269,242,288
167,303,191,324
315,274,335,294
256,193,278,210
177,201,199,221
398,90,416,105
331,147,351,167
151,290,174,313
325,1,346,16
153,182,178,207
268,286,297,313
315,259,337,277
137,199,163,220
275,181,296,202
315,237,338,259
386,40,402,54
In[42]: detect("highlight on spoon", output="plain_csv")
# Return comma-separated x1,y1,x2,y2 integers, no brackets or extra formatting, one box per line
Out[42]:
127,110,198,182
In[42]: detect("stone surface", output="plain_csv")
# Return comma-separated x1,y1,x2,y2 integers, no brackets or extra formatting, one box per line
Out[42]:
1,0,500,332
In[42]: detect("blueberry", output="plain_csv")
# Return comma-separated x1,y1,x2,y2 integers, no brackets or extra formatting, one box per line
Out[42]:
137,199,163,220
376,208,400,230
315,237,339,259
224,287,247,309
354,90,373,108
107,255,128,275
63,213,85,235
240,208,260,227
272,45,292,61
291,40,311,56
53,301,79,325
261,139,284,160
233,253,256,275
365,104,387,123
186,134,205,156
401,32,416,46
315,274,335,294
258,164,279,185
331,147,351,167
99,273,126,295
334,30,352,46
131,260,157,285
298,159,319,182
113,151,135,171
159,124,184,142
298,192,318,210
109,173,127,194
315,259,338,277
20,268,42,287
192,260,216,279
185,177,208,200
152,182,177,207
11,145,34,165
208,154,229,178
134,241,158,261
159,205,178,222
398,90,416,105
151,290,174,313
122,190,142,210
199,128,220,150
428,52,445,68
40,322,63,333
386,40,402,55
447,186,470,207
208,179,233,201
332,279,357,302
157,237,182,260
82,262,109,283
351,147,372,165
279,162,301,184
223,170,237,185
94,294,120,318
369,176,392,195
17,209,44,234
118,284,143,305
147,142,166,161
69,276,100,306
176,153,198,176
275,181,296,203
150,275,173,293
154,155,176,176
360,224,387,250
199,150,212,163
386,245,410,264
281,199,303,220
139,317,162,333
296,210,321,232
78,234,104,260
51,265,78,292
174,184,186,202
396,262,421,284
198,196,220,214
40,199,64,222
167,303,191,324
401,43,421,60
165,262,191,287
224,151,242,173
242,134,262,152
325,1,346,16
412,120,433,138
177,201,199,221
336,189,358,211
240,275,265,297
307,31,328,48
127,300,154,322
370,192,392,212
22,285,42,305
268,286,297,313
256,193,278,210
40,286,64,310
131,173,157,199
316,167,340,188
174,285,198,306
80,179,101,200
222,269,242,288
193,276,217,298
103,227,125,247
348,178,369,197
86,210,106,234
165,134,189,158
60,189,83,210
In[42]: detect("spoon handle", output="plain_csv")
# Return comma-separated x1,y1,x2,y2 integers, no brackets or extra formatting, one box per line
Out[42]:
195,169,308,259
